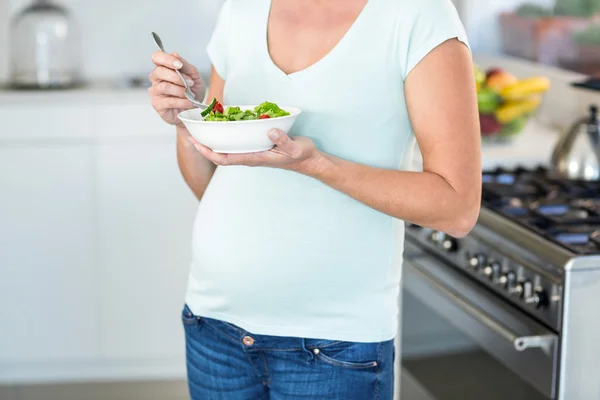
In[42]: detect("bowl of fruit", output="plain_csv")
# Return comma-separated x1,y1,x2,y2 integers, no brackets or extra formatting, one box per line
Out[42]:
475,65,550,143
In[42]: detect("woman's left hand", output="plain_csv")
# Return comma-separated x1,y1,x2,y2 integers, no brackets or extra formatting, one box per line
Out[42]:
189,129,323,174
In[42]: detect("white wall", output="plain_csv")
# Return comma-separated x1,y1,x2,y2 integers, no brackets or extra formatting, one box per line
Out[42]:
0,0,9,83
1,0,224,83
0,0,570,84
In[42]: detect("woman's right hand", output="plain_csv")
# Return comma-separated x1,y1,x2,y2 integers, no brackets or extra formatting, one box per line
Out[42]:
149,51,207,126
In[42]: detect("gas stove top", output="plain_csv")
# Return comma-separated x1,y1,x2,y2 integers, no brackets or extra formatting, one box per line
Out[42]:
405,166,600,333
482,167,600,255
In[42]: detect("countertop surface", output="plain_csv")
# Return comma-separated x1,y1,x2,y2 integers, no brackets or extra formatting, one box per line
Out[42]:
0,86,149,106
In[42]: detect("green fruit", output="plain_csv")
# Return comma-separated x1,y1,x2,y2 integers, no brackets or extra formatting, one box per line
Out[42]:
477,89,500,115
500,116,527,136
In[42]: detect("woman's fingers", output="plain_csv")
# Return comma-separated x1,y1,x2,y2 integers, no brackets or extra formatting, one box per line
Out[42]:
152,51,200,79
152,51,184,70
149,66,194,87
173,52,201,78
151,96,193,111
148,81,187,98
268,130,303,158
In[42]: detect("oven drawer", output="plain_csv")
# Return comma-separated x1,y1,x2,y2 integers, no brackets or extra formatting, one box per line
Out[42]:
403,253,559,399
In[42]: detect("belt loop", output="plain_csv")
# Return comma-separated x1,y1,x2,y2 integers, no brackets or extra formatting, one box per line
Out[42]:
301,338,315,364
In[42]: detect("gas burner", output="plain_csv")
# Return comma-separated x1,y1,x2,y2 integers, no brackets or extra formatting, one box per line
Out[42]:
483,166,600,254
531,201,599,225
591,231,600,248
572,198,600,213
547,225,600,253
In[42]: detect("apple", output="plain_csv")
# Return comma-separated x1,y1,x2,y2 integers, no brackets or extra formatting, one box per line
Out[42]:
480,114,503,136
486,71,518,93
486,68,504,80
477,88,500,115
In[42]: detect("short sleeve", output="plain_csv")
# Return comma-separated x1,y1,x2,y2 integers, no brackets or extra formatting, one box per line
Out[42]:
403,0,470,80
207,0,233,80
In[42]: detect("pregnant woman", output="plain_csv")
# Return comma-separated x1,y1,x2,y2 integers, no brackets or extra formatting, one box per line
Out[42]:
148,0,481,398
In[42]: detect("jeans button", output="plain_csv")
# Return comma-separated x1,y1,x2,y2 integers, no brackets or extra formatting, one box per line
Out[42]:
243,336,255,346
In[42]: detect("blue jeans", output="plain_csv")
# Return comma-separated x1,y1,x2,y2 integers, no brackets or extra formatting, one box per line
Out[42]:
182,305,394,400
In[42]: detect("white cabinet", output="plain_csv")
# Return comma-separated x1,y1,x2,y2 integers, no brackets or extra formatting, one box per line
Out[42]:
96,139,196,365
0,96,199,383
0,146,99,366
0,105,93,140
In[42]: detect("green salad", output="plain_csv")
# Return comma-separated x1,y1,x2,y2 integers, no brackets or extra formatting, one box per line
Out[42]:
202,99,290,122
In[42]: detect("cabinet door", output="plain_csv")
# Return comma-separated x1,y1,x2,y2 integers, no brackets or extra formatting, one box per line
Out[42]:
0,146,99,372
96,138,197,363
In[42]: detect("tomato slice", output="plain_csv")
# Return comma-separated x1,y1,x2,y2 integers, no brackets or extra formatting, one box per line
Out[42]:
259,114,270,119
214,101,224,114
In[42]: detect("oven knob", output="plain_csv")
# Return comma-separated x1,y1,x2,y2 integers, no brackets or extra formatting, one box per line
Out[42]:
498,271,516,288
510,282,524,297
430,231,443,244
483,266,493,278
525,286,549,309
498,275,507,287
469,254,486,269
523,281,534,299
507,271,517,287
442,238,458,252
483,261,501,280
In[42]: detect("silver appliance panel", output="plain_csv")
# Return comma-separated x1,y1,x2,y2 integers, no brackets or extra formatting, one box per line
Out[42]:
403,242,559,399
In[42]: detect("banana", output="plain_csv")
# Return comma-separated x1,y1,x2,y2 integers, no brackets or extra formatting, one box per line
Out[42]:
499,77,550,101
495,95,542,124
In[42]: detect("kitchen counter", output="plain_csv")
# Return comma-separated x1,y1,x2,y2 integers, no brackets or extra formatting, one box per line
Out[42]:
0,84,150,106
411,118,561,171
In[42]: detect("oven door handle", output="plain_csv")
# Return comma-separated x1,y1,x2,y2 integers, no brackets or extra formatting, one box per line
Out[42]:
407,258,555,353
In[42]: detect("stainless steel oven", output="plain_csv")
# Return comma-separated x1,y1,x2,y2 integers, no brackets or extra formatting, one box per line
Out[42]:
398,167,600,400
400,241,559,400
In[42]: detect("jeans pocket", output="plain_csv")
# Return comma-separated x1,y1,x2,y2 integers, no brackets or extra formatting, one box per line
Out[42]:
309,340,379,370
181,304,200,327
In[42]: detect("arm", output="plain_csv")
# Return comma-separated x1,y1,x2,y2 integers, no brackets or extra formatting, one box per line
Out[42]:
312,40,481,236
193,39,481,237
176,66,225,200
309,40,481,237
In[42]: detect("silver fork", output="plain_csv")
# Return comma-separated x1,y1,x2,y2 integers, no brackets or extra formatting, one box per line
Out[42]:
151,32,207,110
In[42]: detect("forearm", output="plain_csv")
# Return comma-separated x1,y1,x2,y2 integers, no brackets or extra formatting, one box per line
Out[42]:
176,126,216,201
307,153,481,237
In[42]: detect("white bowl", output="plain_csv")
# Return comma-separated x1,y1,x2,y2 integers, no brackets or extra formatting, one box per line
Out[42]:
178,106,301,153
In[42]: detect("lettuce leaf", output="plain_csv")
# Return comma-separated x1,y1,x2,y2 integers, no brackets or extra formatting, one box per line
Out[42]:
204,102,289,121
254,102,290,118
203,111,230,122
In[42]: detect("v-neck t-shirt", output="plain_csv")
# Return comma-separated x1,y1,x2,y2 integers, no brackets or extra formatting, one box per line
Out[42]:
185,0,469,342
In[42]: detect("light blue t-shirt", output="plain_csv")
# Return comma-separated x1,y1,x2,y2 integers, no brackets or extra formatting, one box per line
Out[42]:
186,0,469,342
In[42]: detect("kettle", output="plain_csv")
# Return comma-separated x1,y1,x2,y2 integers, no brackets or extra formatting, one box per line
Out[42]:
551,105,600,181
9,0,82,89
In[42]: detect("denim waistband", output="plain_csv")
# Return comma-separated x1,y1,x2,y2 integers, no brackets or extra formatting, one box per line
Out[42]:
184,304,389,351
